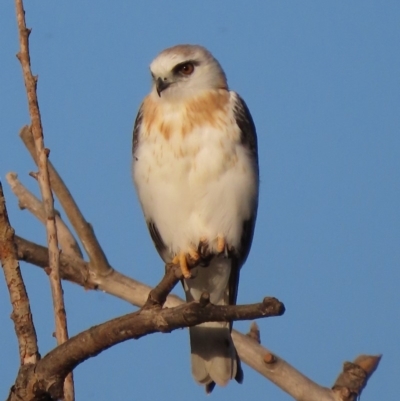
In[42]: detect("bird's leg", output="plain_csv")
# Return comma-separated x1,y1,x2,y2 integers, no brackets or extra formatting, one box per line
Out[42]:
217,235,226,253
172,253,191,278
172,247,200,279
188,247,200,263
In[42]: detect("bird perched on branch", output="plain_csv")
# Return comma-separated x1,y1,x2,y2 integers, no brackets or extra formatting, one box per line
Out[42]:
132,44,259,393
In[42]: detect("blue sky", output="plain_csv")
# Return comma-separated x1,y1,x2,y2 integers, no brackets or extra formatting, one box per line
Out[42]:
1,1,399,400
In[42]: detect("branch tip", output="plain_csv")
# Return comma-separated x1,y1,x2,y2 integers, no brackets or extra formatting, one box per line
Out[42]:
143,264,181,309
333,354,381,397
199,292,210,307
263,352,276,364
246,321,261,344
354,354,382,378
29,171,38,180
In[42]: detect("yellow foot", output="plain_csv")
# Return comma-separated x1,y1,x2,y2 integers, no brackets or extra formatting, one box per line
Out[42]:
188,246,200,263
217,235,226,253
172,252,192,279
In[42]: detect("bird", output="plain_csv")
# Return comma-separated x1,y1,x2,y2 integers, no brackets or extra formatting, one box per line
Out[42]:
132,44,259,393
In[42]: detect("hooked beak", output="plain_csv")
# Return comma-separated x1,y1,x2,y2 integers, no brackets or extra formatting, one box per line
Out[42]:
156,77,171,97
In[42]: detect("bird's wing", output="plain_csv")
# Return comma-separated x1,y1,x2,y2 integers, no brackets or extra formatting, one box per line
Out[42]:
132,103,143,158
228,92,259,306
147,220,170,263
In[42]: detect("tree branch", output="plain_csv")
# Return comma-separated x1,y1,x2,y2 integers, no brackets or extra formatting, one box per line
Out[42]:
9,294,282,400
42,296,284,377
332,354,382,400
14,0,73,398
14,235,177,307
0,182,39,365
20,125,112,277
143,263,182,308
13,236,380,400
235,331,336,401
6,172,83,258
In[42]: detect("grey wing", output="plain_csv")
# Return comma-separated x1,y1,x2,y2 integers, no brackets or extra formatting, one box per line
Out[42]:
147,220,170,263
228,92,259,306
132,104,143,158
232,92,259,171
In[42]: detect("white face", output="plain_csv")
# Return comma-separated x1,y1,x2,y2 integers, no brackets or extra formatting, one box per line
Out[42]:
149,45,228,101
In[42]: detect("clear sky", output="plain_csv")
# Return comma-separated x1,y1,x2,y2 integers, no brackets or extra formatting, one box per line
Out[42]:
1,1,399,400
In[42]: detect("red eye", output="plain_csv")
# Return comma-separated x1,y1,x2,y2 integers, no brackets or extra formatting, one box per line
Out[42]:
180,62,194,75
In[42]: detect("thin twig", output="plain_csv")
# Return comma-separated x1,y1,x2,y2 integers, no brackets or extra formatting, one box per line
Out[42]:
0,182,40,365
143,263,182,309
20,125,112,276
14,1,74,399
234,330,336,401
6,172,83,258
246,321,261,344
14,235,170,305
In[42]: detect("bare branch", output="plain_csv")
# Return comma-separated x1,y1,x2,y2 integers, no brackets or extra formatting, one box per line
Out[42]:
0,182,39,365
70,297,280,369
143,263,182,308
13,236,380,400
332,354,382,401
233,330,336,401
20,125,112,277
246,321,261,344
6,172,83,258
8,294,283,401
36,296,283,391
14,0,74,398
14,235,178,306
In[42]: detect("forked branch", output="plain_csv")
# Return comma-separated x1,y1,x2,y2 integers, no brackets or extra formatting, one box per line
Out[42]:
0,182,39,366
7,260,283,401
13,235,380,401
20,125,112,276
14,0,73,398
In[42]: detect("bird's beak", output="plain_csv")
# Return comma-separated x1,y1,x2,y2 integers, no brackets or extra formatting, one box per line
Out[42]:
156,77,171,97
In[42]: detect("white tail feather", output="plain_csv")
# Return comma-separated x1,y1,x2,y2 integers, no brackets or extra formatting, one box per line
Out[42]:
183,255,240,389
190,323,237,386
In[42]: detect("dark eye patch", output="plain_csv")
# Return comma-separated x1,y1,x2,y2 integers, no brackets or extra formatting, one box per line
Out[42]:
172,60,199,76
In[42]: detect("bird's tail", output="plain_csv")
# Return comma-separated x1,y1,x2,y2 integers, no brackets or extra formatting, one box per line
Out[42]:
183,254,243,393
189,322,242,393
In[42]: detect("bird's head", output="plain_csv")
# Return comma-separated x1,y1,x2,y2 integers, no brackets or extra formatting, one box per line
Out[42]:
149,44,228,101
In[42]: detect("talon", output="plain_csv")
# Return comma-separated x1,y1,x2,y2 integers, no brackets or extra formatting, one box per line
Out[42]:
200,236,208,243
198,237,210,259
188,247,199,262
173,252,191,278
217,235,225,253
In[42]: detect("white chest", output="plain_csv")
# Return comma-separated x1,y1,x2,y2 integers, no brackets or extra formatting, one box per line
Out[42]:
133,102,258,257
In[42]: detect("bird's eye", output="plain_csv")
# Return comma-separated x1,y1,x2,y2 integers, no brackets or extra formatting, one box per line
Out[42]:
178,62,195,75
